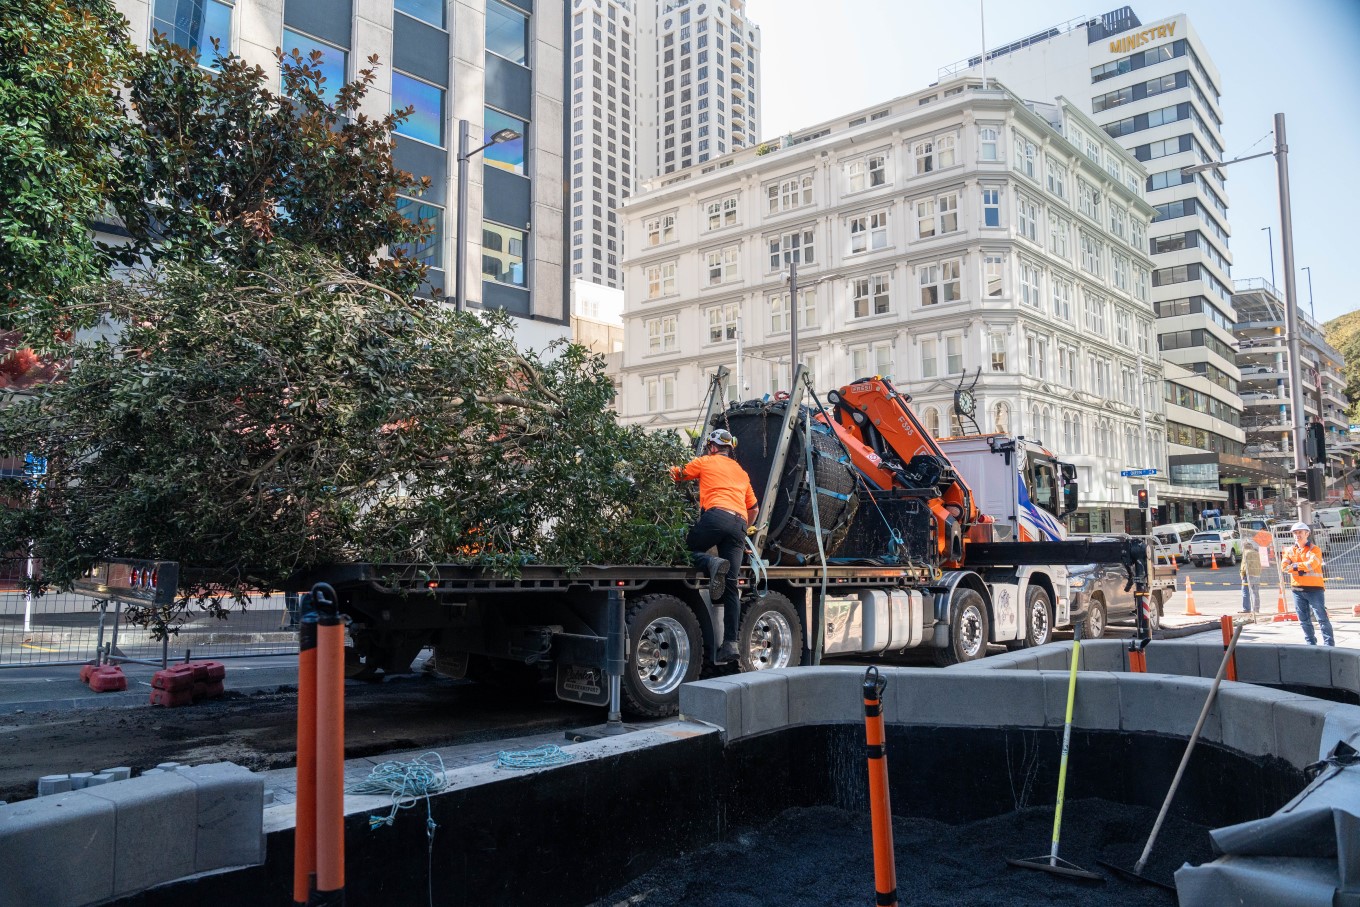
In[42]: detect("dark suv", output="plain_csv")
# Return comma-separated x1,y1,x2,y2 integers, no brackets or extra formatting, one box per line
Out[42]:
1067,536,1179,639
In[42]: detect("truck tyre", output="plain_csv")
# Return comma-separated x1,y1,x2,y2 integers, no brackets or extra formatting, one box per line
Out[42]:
737,592,803,672
1018,586,1054,648
1082,595,1107,640
932,588,990,667
1148,591,1163,631
623,594,702,718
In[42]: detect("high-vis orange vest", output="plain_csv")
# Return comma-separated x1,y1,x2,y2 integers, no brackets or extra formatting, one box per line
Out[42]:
671,454,757,518
1281,543,1325,588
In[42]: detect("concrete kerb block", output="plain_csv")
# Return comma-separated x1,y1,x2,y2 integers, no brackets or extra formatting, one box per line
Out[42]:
679,677,743,741
0,790,116,907
1331,648,1360,699
1233,643,1282,685
1078,640,1125,672
785,666,869,725
1143,641,1204,678
1117,674,1223,743
1279,646,1334,689
892,669,1048,728
177,762,266,872
732,670,790,738
1272,695,1343,769
1319,707,1360,764
1033,643,1072,671
1215,683,1284,760
1042,670,1122,731
83,771,197,897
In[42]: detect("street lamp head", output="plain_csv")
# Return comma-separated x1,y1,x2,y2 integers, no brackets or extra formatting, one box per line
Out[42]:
1180,162,1217,176
490,128,521,144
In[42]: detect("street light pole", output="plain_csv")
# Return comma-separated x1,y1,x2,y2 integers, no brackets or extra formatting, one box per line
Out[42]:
454,119,521,314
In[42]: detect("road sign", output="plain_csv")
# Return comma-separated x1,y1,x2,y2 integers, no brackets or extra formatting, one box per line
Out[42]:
1120,468,1158,477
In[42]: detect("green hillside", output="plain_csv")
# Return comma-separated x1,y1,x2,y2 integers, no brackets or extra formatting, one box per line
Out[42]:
1324,310,1360,424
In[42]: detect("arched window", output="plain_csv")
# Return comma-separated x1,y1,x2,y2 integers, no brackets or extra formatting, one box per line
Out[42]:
1071,413,1083,454
1062,412,1074,452
993,401,1010,434
923,407,941,438
1041,406,1054,446
1031,405,1042,440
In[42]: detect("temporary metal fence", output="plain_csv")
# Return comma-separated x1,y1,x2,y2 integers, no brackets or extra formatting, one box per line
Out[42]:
1178,526,1360,617
0,563,300,668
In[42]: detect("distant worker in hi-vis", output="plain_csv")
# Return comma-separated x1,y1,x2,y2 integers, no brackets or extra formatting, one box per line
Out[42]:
1280,522,1334,647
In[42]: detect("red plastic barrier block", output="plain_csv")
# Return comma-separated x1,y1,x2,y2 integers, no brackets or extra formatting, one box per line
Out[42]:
79,664,96,684
152,664,197,691
88,665,128,693
150,687,194,707
194,680,226,701
192,661,227,682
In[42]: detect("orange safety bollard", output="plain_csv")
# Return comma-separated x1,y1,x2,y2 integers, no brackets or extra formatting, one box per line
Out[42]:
294,595,318,907
1219,615,1237,682
1183,579,1199,616
862,667,897,907
1210,551,1218,570
1272,584,1298,622
313,583,346,907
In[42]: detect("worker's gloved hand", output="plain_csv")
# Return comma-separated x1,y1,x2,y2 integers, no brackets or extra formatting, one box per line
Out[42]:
746,525,758,537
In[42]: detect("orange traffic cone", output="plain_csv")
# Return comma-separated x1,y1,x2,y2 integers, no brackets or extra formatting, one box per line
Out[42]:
1272,585,1298,622
1210,552,1219,570
1183,579,1199,616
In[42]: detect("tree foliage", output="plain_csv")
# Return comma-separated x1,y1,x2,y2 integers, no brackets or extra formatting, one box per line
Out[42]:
0,251,693,599
1323,310,1360,425
0,0,137,328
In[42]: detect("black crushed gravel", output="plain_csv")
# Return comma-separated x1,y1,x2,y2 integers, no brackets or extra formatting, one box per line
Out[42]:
592,799,1213,906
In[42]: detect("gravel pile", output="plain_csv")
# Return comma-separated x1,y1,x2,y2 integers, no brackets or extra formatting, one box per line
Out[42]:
593,799,1212,906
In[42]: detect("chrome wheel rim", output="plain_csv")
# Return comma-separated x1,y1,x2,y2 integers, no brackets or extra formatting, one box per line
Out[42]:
960,605,985,658
635,616,691,695
747,609,795,670
1029,597,1051,645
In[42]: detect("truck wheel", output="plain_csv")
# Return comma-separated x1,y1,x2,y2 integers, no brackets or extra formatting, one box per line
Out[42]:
737,593,803,672
932,588,990,667
1019,586,1053,648
1148,592,1163,632
1082,596,1107,640
623,594,702,718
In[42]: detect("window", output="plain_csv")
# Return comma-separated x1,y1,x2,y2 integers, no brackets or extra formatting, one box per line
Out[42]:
395,0,443,28
486,0,528,65
983,254,1005,298
646,315,677,353
1016,194,1038,242
921,339,938,378
920,260,961,306
979,127,999,161
848,211,889,254
706,194,739,230
394,196,443,269
848,153,887,192
481,221,525,286
768,228,815,270
982,188,1001,227
1057,346,1074,386
923,407,941,438
155,0,233,68
644,374,676,412
1084,290,1107,336
705,302,739,343
913,140,934,174
851,273,891,317
281,29,346,101
1080,232,1102,277
767,174,814,213
484,108,527,175
1051,278,1072,321
1135,267,1150,302
646,213,676,246
1131,218,1146,253
946,335,963,375
1026,335,1048,379
936,134,957,168
769,289,816,333
392,72,444,145
646,261,677,298
1077,179,1100,221
1046,162,1066,199
1112,254,1130,292
1019,260,1041,308
916,193,958,238
990,332,1007,372
1116,310,1133,349
1109,206,1126,240
1013,135,1037,179
1049,214,1071,259
705,245,739,285
993,401,1010,434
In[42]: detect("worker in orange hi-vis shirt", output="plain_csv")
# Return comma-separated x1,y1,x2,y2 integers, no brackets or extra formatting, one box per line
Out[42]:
1281,522,1335,647
671,429,759,664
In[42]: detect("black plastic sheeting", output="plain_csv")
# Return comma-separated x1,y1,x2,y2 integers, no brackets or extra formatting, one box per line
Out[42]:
108,724,1305,907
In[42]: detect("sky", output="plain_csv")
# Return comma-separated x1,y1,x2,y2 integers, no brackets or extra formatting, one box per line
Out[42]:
742,0,1360,326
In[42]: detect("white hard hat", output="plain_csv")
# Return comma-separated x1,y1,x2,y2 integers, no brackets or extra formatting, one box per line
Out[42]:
1290,522,1311,533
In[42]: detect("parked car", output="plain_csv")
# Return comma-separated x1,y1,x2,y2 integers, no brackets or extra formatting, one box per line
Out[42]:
1067,536,1179,639
1151,522,1197,563
1187,530,1243,567
1237,517,1271,535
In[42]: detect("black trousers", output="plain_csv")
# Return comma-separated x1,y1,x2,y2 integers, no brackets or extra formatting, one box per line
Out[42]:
687,508,746,641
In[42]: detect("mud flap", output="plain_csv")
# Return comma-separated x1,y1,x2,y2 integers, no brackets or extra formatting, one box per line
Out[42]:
552,633,609,707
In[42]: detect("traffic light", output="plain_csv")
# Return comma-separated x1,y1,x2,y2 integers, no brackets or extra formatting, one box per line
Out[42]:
1306,465,1325,502
1136,487,1149,509
1304,422,1327,465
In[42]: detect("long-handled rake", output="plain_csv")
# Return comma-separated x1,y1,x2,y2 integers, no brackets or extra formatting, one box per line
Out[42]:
1007,625,1103,882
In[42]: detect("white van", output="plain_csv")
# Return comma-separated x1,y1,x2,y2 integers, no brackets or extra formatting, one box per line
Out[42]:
1151,522,1198,563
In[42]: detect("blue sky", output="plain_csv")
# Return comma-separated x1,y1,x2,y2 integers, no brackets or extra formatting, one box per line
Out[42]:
745,0,1359,325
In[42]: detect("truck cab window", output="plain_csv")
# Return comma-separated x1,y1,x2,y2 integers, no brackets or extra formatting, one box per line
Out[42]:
1030,462,1058,513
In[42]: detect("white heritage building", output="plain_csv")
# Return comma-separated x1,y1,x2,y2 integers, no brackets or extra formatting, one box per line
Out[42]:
617,78,1165,531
